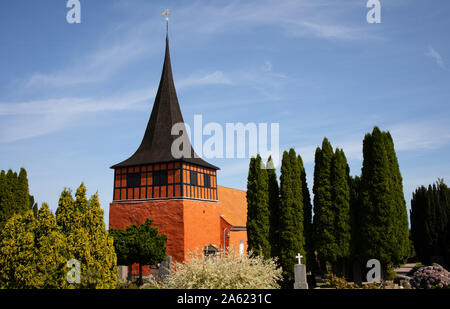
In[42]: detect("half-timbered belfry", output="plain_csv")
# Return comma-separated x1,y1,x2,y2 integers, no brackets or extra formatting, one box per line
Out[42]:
109,27,248,267
110,34,219,202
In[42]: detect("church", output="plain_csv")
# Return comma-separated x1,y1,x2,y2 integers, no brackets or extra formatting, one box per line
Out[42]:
108,32,248,267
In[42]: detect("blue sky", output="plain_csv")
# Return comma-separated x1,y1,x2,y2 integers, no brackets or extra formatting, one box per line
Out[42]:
1,0,449,228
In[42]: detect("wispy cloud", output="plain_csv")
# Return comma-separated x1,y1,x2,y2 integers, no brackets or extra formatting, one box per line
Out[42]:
0,70,236,142
24,18,160,89
178,71,232,88
173,0,375,41
390,121,450,151
426,46,446,69
294,120,450,164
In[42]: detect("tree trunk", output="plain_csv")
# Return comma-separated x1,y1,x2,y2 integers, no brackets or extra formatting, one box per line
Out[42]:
138,264,143,286
353,261,362,285
127,265,132,282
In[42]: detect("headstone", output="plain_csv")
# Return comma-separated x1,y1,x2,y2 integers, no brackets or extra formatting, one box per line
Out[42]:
293,253,308,289
158,256,172,281
117,265,128,281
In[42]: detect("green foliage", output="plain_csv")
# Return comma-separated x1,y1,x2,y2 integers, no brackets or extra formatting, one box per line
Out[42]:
330,149,351,267
143,249,282,289
0,168,31,229
384,132,410,263
358,127,410,267
410,179,449,265
246,155,271,257
349,175,362,260
0,206,68,289
312,139,337,265
16,168,30,213
322,273,356,289
116,280,139,289
298,155,314,271
29,195,38,218
55,183,117,289
322,273,383,289
279,149,305,280
110,218,167,285
267,156,281,258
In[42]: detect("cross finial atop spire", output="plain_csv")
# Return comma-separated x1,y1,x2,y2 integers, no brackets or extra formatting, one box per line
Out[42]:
162,9,169,36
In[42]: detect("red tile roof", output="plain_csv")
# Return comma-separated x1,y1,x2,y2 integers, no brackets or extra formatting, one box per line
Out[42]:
218,186,247,227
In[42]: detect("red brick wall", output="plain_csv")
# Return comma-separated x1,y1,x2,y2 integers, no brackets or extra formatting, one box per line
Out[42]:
109,199,222,263
109,200,185,263
183,199,222,258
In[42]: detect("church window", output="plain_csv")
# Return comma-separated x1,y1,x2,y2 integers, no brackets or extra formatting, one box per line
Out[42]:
204,174,211,188
153,170,168,186
127,172,141,188
190,171,198,186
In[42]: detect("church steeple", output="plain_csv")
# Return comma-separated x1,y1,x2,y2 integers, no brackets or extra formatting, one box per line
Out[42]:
111,35,218,170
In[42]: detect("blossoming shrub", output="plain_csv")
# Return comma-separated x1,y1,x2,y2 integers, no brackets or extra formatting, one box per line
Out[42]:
410,264,450,289
143,250,282,289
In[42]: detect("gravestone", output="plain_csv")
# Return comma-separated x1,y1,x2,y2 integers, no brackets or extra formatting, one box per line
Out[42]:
117,265,128,281
293,253,308,289
158,256,172,281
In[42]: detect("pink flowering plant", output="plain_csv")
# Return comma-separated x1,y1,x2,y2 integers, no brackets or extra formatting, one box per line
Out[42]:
410,264,450,289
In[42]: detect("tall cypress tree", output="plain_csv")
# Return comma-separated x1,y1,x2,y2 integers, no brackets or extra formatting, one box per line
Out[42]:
349,175,362,262
279,149,305,282
0,168,33,228
0,170,7,229
312,138,335,271
1,170,17,229
267,156,281,258
330,149,351,274
384,132,410,263
16,168,30,214
298,154,314,270
246,155,271,257
411,180,449,264
359,127,409,271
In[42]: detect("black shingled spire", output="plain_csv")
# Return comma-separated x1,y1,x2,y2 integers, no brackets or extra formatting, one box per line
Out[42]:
111,35,219,170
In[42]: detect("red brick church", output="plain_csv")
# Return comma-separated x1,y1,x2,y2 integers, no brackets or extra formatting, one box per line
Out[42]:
108,33,248,265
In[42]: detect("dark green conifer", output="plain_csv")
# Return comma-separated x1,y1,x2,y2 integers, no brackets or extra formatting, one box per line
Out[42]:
359,127,409,271
298,155,314,270
312,138,335,270
410,180,449,264
330,149,351,274
279,149,305,282
246,155,271,257
267,156,281,258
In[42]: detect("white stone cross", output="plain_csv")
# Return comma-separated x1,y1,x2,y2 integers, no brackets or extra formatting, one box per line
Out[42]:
296,253,304,265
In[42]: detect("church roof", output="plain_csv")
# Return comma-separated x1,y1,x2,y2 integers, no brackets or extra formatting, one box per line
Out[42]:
111,35,219,170
218,186,247,227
